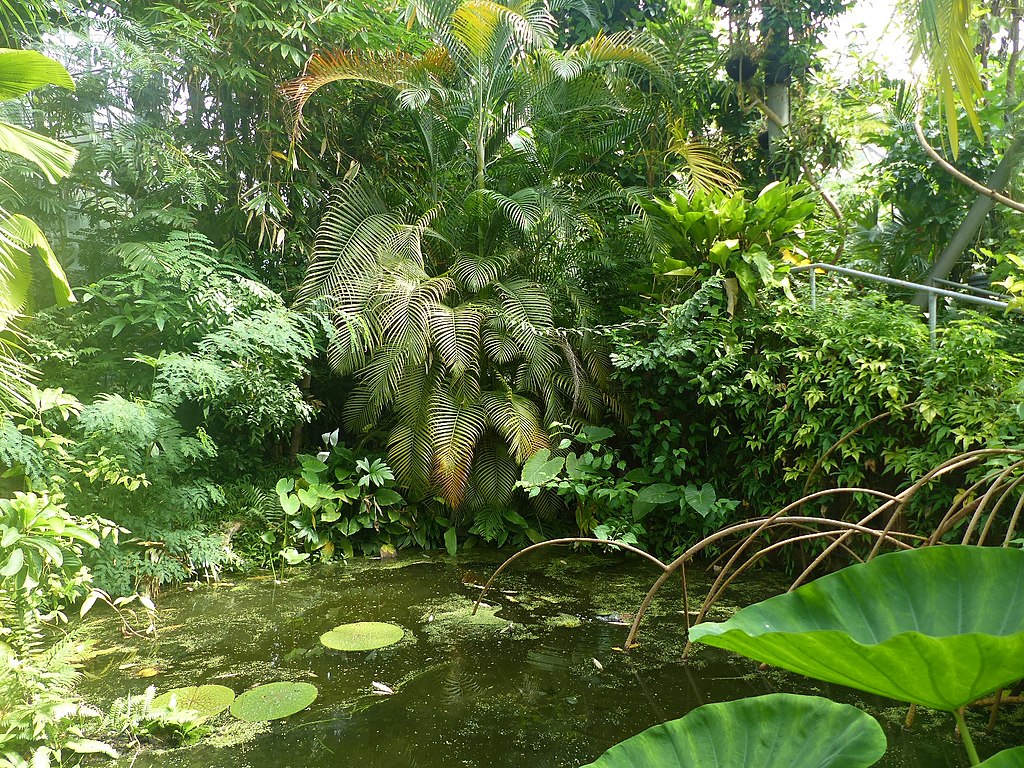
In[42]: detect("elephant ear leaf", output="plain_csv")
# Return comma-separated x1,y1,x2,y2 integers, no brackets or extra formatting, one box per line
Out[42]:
689,546,1024,712
581,693,886,768
978,747,1024,767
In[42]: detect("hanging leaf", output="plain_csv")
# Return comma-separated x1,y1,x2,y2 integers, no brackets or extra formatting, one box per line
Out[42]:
689,546,1024,711
683,483,716,517
581,693,886,768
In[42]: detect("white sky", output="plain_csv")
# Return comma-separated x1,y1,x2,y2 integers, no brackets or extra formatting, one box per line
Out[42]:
822,0,915,81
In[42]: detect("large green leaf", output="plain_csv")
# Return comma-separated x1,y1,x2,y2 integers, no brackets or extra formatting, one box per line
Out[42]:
689,546,1024,711
229,682,317,722
0,48,74,101
320,621,405,651
0,213,75,321
581,693,886,768
0,121,77,183
152,685,235,721
980,748,1024,768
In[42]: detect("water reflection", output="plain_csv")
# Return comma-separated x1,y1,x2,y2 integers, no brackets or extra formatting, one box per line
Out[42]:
83,549,1009,768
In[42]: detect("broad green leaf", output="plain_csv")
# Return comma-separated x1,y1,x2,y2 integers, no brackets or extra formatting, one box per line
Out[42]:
0,49,74,100
320,621,404,651
636,483,679,506
297,486,321,509
0,122,77,183
683,483,716,517
374,487,404,506
65,740,119,759
319,507,341,523
0,546,23,576
578,425,614,443
280,493,300,516
581,693,886,768
230,682,317,722
979,747,1024,767
520,448,564,486
444,526,457,556
689,546,1024,711
152,685,235,721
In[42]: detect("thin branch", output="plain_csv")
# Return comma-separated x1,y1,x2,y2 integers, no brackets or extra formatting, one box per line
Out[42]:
913,109,1024,214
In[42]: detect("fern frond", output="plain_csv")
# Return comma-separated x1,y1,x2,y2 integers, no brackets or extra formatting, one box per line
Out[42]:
280,48,453,135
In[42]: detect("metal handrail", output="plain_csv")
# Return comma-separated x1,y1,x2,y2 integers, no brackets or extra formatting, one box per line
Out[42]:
790,263,1013,347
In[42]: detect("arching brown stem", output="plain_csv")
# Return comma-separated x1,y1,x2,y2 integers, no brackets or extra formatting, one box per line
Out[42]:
471,537,667,615
801,409,906,498
623,516,917,651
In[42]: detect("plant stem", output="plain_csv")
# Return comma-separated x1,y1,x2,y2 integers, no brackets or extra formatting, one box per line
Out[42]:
954,708,981,766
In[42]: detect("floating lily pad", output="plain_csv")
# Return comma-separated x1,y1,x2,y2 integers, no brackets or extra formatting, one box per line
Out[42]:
689,545,1024,711
320,621,405,651
229,682,318,722
152,685,235,720
582,693,887,768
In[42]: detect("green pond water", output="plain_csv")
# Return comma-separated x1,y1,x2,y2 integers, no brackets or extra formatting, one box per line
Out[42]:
83,548,1021,767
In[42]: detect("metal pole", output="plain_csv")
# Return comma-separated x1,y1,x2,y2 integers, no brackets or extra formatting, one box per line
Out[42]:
928,292,938,348
810,269,817,309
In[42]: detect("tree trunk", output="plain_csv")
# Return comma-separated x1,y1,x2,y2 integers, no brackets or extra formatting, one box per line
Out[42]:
913,134,1024,308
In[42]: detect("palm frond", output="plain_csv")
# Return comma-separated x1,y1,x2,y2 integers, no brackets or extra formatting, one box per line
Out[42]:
430,302,483,381
280,48,453,135
480,389,548,462
0,211,74,324
298,177,407,307
904,0,983,153
450,0,555,58
388,364,438,493
667,125,742,195
430,385,487,506
466,432,519,506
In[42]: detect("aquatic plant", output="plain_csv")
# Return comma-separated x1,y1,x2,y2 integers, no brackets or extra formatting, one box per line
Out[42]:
320,621,405,651
229,682,318,722
688,545,1024,764
151,685,235,721
581,693,887,768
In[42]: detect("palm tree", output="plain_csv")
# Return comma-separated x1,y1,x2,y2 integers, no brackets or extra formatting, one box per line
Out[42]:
0,47,78,410
279,0,670,514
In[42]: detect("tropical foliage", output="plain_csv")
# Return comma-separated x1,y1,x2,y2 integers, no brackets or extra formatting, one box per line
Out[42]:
278,0,676,513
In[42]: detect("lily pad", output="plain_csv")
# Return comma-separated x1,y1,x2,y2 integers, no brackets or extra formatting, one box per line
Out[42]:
229,682,318,722
152,685,235,720
980,748,1024,767
320,621,405,651
689,545,1024,711
581,693,886,768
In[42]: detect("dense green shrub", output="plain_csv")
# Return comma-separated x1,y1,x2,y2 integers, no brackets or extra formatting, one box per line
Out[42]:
610,281,1024,553
11,232,321,593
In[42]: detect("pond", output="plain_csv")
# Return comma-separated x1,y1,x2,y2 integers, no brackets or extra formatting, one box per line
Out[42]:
83,548,1021,767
